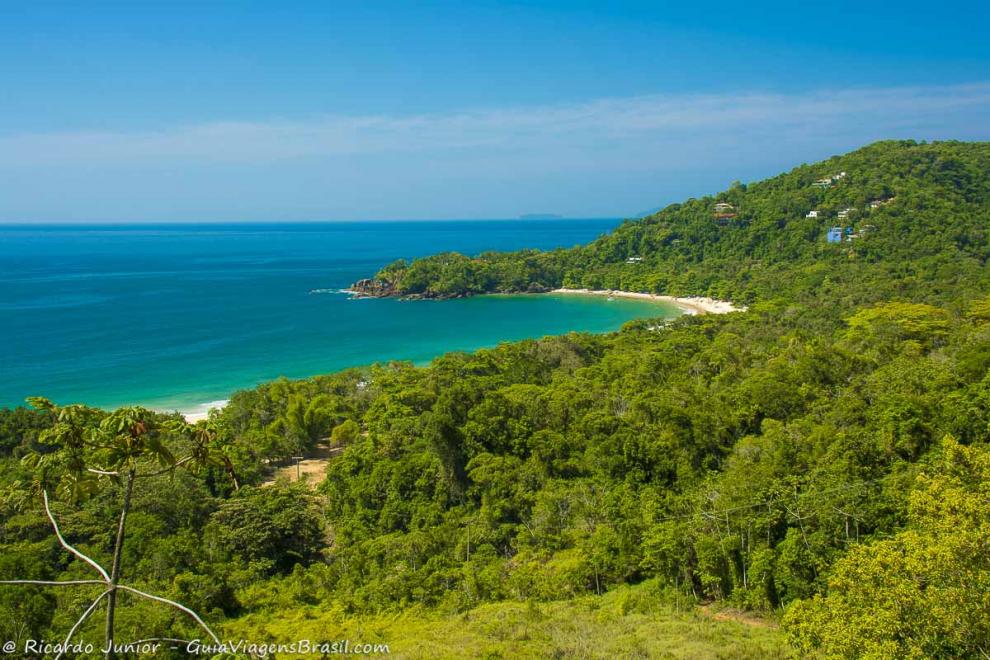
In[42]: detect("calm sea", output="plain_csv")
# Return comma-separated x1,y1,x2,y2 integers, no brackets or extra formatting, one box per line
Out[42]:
0,220,679,413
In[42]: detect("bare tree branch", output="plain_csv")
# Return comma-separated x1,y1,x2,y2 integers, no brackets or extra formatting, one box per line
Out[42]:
87,468,119,476
43,490,111,583
55,589,111,660
136,456,194,479
117,585,220,644
0,579,106,587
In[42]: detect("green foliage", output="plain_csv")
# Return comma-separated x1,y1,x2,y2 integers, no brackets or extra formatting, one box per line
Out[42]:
222,580,790,659
966,294,990,320
0,407,49,457
783,438,990,659
842,302,951,359
330,418,361,446
217,370,368,477
208,483,326,574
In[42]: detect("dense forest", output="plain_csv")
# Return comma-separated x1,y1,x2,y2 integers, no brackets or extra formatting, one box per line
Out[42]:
2,140,989,658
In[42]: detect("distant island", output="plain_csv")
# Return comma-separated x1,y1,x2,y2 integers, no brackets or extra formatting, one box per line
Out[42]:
633,206,664,217
518,213,564,220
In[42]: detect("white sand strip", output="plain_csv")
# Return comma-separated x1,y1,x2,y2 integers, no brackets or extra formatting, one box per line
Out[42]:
550,288,746,315
179,399,229,423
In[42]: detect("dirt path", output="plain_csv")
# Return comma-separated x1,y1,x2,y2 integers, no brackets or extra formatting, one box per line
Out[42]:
263,442,343,487
698,604,778,629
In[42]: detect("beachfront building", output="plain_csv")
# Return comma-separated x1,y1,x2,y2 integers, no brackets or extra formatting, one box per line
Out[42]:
827,227,844,243
806,210,819,218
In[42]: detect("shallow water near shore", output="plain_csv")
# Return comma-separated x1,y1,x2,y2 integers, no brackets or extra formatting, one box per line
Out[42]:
0,220,681,412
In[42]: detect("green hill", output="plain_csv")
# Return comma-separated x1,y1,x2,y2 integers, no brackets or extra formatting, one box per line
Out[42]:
355,140,990,314
3,140,990,658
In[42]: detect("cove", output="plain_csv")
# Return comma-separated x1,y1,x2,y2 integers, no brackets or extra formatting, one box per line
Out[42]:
0,220,680,413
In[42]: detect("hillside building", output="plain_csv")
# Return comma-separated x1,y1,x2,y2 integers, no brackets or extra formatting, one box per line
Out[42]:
713,202,736,221
812,172,848,188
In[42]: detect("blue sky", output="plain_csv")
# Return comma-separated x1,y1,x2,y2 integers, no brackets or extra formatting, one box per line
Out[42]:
1,1,988,221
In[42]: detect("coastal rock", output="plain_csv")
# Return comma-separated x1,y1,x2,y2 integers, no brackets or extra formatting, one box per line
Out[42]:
348,277,554,300
349,278,398,298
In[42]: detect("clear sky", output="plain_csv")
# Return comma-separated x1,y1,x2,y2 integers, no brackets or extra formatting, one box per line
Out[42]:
1,1,988,221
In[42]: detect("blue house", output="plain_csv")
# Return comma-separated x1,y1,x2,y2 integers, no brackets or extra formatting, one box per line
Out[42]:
827,227,843,243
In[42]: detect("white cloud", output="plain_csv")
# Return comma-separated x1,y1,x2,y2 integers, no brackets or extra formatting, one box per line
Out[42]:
1,82,989,220
2,82,989,166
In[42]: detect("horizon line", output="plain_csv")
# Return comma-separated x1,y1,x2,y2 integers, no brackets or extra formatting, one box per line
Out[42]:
0,216,629,226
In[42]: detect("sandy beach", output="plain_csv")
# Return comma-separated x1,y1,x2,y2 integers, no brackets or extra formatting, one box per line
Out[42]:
178,399,229,423
550,288,746,315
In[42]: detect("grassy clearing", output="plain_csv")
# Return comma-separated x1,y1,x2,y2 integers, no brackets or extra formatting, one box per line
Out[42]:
224,583,792,659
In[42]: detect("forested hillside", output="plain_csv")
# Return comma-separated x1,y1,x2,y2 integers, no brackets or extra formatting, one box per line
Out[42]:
358,140,990,312
2,140,989,658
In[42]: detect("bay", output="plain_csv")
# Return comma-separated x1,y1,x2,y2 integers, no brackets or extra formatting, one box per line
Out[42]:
0,220,680,412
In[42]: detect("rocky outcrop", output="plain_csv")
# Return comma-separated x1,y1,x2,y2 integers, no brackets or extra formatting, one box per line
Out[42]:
348,278,399,298
348,277,552,300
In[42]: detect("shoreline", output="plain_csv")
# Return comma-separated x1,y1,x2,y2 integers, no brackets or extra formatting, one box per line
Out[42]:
549,288,746,315
175,399,229,423
168,291,740,423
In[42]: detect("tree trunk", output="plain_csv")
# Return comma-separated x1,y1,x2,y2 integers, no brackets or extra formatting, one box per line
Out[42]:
223,457,240,491
104,469,135,660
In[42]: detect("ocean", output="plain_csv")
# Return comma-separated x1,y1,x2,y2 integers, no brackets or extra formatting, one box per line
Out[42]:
0,220,680,413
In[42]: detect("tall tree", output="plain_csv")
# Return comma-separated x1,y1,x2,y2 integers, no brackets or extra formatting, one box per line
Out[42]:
0,398,226,659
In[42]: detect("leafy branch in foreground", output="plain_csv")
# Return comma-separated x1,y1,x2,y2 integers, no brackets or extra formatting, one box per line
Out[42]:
0,398,228,659
784,437,990,658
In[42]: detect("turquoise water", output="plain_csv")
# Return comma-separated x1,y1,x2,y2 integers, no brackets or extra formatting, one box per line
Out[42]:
0,221,680,412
